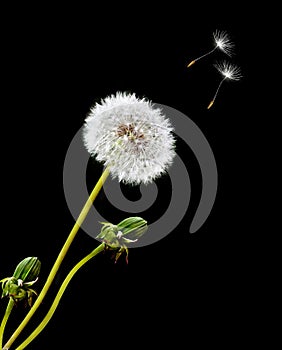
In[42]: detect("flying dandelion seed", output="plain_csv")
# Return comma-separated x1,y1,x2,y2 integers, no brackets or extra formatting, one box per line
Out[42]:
187,30,234,68
207,61,242,109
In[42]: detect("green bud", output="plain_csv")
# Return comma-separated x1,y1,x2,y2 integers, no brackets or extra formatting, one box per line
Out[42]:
96,216,148,263
1,257,41,306
116,216,148,242
97,216,147,248
13,257,41,282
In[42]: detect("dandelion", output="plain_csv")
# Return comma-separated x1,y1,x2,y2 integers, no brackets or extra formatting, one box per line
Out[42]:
187,29,234,68
207,61,242,109
1,92,176,350
83,92,176,185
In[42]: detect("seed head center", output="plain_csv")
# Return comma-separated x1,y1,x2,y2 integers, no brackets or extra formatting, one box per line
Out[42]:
116,123,144,141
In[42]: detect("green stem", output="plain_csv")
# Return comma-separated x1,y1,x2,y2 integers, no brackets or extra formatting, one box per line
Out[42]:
2,167,110,350
15,243,105,350
0,299,14,348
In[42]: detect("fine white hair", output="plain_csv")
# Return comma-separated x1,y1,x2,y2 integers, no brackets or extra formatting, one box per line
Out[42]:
83,92,176,185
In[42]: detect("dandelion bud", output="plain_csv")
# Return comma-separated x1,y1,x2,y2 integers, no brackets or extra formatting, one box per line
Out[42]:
96,217,148,263
1,257,41,306
13,257,41,283
116,216,148,242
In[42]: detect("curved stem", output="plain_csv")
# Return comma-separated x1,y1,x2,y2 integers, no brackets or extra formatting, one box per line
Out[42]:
0,299,14,348
187,46,217,67
194,46,217,62
211,77,226,102
15,243,105,350
2,167,110,350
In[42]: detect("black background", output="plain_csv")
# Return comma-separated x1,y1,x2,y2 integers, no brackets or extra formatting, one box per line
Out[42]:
0,4,260,350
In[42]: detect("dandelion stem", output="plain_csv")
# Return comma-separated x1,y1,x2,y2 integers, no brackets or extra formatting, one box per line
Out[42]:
0,299,14,348
15,243,105,350
2,167,110,350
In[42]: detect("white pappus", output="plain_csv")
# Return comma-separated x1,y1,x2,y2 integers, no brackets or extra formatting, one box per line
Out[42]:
83,92,176,185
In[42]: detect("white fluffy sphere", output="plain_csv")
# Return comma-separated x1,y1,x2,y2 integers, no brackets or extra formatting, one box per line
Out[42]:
83,92,176,185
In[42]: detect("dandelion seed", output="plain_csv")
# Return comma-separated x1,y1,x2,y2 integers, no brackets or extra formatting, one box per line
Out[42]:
207,61,242,109
187,29,234,68
83,92,176,185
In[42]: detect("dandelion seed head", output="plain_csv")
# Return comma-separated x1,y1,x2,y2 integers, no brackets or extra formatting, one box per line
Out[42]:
214,60,242,81
213,30,234,57
83,92,176,185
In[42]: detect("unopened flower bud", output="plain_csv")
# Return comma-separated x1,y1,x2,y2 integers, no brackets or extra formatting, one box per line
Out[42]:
13,257,41,283
116,216,148,242
96,217,148,263
1,257,41,306
97,217,147,248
